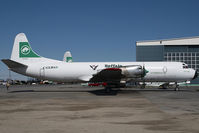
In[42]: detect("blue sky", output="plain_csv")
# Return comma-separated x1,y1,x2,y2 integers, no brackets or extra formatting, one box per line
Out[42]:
1,0,199,80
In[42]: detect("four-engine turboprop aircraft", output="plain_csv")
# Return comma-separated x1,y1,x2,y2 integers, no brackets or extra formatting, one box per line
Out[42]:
2,33,198,91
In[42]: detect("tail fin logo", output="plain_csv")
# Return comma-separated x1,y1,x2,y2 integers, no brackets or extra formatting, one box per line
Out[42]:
66,57,72,62
19,42,41,58
21,45,30,55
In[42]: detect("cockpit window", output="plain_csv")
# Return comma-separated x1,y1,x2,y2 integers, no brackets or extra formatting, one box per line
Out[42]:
182,63,188,69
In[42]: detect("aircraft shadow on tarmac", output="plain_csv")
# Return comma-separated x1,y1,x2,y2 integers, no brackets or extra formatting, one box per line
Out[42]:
8,88,194,96
89,89,119,96
8,89,119,96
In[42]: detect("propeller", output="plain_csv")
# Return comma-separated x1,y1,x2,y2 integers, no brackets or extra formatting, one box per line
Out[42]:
140,64,148,89
142,65,149,77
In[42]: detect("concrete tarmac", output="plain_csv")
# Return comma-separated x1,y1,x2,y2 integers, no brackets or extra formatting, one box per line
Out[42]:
0,84,199,133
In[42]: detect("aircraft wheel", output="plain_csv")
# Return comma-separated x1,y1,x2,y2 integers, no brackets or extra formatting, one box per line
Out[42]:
105,87,112,93
140,84,146,89
175,86,179,91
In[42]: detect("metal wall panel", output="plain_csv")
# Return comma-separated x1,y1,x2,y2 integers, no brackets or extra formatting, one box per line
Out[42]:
164,45,188,52
188,45,199,52
136,45,164,61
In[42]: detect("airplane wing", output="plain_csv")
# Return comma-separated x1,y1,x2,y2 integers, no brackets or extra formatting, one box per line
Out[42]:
89,68,123,83
1,59,27,69
89,65,147,84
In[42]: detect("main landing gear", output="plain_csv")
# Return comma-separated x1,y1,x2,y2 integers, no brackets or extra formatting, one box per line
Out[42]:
105,87,112,93
104,83,120,93
174,82,179,91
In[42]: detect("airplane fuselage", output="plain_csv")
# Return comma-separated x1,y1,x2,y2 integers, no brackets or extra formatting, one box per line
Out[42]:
12,59,195,83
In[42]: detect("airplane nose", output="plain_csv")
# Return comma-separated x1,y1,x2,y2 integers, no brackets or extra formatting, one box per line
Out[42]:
192,70,198,80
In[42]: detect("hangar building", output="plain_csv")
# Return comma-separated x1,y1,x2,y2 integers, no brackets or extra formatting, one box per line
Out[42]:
136,36,199,83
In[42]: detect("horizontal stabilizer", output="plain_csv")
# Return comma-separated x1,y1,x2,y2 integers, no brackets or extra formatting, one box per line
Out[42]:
1,59,27,69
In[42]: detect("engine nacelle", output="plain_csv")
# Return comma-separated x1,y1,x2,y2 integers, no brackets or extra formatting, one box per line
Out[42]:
121,65,144,78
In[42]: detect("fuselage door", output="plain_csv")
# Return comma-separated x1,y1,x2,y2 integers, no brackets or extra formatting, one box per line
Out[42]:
40,67,45,79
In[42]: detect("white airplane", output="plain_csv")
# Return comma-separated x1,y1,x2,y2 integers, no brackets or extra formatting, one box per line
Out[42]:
2,33,198,91
63,51,72,62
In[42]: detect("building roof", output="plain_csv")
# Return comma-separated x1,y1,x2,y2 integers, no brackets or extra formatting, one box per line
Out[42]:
136,36,199,46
